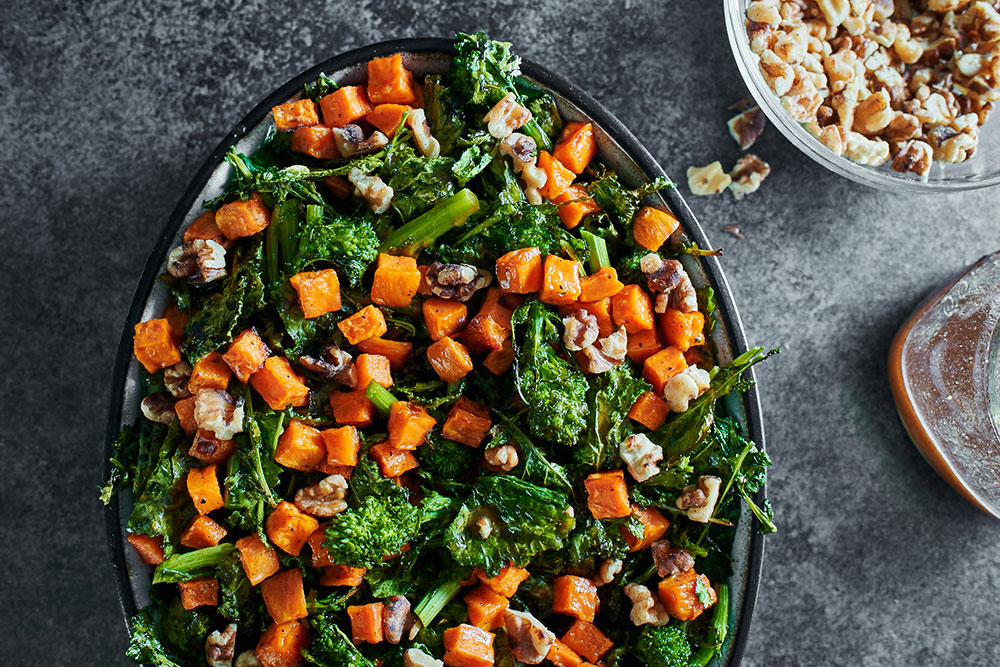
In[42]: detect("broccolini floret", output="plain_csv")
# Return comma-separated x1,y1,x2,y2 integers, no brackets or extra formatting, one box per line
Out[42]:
633,624,693,667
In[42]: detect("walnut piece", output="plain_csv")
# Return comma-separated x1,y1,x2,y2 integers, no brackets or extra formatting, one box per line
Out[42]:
727,106,767,149
686,162,732,196
641,254,697,314
651,541,695,577
382,595,414,645
167,239,227,285
294,474,348,517
163,362,192,398
404,648,444,667
484,93,532,139
485,444,519,472
348,168,394,215
677,475,723,523
728,154,771,200
619,433,663,482
624,583,670,626
298,345,354,386
596,558,623,585
891,139,934,175
663,366,712,413
562,310,600,352
424,262,492,301
331,124,389,158
205,624,237,667
235,650,263,667
141,393,176,424
194,388,245,440
504,609,555,664
406,108,440,158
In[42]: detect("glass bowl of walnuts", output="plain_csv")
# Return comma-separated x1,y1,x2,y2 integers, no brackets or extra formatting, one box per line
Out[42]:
724,0,1000,192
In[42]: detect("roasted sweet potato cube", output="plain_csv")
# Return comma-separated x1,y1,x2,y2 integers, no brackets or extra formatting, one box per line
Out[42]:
356,337,413,370
306,525,333,568
560,298,614,337
133,318,182,372
366,103,412,137
584,470,631,519
272,98,320,131
236,535,280,585
261,569,308,624
478,287,523,331
319,85,373,127
427,336,474,383
321,425,360,467
546,639,584,667
369,441,420,477
424,297,468,341
536,150,575,200
476,565,531,597
623,505,671,552
175,395,197,434
356,353,393,390
552,121,598,174
348,602,385,644
183,210,228,246
388,401,436,449
290,268,342,319
223,328,270,382
186,464,224,515
188,429,236,464
552,575,599,622
642,346,688,394
579,266,624,303
658,569,716,621
162,301,188,338
367,53,417,105
266,501,320,556
274,419,326,472
338,305,388,345
553,184,601,229
483,337,514,375
611,284,655,333
216,192,271,240
291,125,340,159
126,533,165,565
443,624,494,667
330,390,375,428
178,577,219,610
464,584,509,631
188,351,231,393
627,392,670,431
626,327,662,365
371,253,422,308
180,515,227,549
495,247,543,294
256,620,310,667
659,309,706,352
442,397,492,447
251,357,310,410
632,205,679,252
461,313,509,354
540,255,582,306
320,564,367,586
561,620,613,663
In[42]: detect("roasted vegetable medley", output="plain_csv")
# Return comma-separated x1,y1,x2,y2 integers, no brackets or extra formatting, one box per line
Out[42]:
102,32,776,667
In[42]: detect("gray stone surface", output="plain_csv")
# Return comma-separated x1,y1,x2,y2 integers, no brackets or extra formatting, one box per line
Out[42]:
1,0,998,665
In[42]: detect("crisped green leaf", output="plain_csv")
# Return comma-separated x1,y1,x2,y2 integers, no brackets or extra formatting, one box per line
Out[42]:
125,609,183,667
576,363,651,470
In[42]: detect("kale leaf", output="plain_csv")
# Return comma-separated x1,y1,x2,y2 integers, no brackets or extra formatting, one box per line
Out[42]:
224,393,284,538
302,611,375,667
418,430,479,480
385,144,455,221
423,74,467,156
576,363,651,470
125,609,183,667
304,72,338,103
157,596,213,663
99,423,143,504
586,166,675,227
216,551,253,624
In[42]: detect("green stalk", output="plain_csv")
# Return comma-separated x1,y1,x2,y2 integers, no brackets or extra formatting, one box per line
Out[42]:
380,188,480,255
690,584,730,667
366,381,398,414
414,572,468,628
581,229,610,273
152,544,235,584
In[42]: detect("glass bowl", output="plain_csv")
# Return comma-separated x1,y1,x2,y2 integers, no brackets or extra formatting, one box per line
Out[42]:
723,0,1000,192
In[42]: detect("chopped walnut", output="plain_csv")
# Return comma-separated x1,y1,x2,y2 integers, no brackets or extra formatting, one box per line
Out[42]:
348,167,394,215
484,93,532,139
235,650,264,667
406,108,441,158
141,393,176,424
759,49,796,96
424,262,492,301
485,444,519,472
194,389,245,440
205,624,237,667
598,326,629,361
727,106,767,149
404,648,444,667
678,475,723,523
675,485,708,511
619,433,663,482
294,474,348,517
476,515,494,539
562,310,600,352
663,366,712,413
298,345,354,386
728,154,771,200
167,239,227,285
687,162,732,196
934,130,978,161
596,559,623,585
884,112,921,141
504,609,555,664
746,0,781,26
640,254,697,314
499,132,538,173
382,595,414,645
163,362,192,398
624,583,670,626
844,131,890,166
891,139,934,175
331,124,389,158
853,89,893,133
651,541,696,577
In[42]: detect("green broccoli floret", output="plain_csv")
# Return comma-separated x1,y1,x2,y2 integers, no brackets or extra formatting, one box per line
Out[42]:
323,490,422,569
633,624,693,667
419,431,478,479
290,206,380,288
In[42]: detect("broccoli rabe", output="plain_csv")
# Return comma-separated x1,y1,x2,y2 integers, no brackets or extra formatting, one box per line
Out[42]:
632,624,693,667
303,611,375,667
125,610,183,667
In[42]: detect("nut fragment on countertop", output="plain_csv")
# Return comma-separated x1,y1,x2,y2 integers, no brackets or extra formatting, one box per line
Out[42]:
687,162,732,196
728,154,771,200
727,106,767,150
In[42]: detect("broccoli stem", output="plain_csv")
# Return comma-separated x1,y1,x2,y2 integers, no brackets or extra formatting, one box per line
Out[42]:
413,572,467,628
581,229,610,273
380,188,480,255
366,381,398,414
689,584,730,667
152,544,236,584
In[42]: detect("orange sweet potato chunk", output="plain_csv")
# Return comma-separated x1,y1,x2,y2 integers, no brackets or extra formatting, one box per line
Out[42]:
427,337,474,383
495,247,543,294
464,584,509,631
632,205,679,251
330,390,375,428
579,266,624,303
356,353,393,390
442,397,492,447
366,103,412,137
561,620,613,663
547,639,584,667
553,121,598,174
540,255,582,306
478,287,523,331
476,565,531,597
126,533,165,565
623,505,671,552
290,268,342,319
388,401,437,449
658,569,717,621
461,313,508,354
291,125,341,159
627,391,670,431
236,535,280,585
266,501,320,556
553,184,601,229
183,210,228,245
223,328,270,382
274,419,326,472
133,318,182,372
536,150,575,200
320,563,367,586
178,577,219,610
251,357,310,411
369,441,420,477
216,192,271,240
371,253,422,308
321,425,361,467
626,327,661,365
338,305,388,345
356,337,413,370
424,297,468,341
367,54,418,105
175,396,197,434
584,470,631,519
186,464,224,515
256,620,310,667
483,337,514,376
610,284,655,334
443,624,494,667
261,569,308,625
552,575,599,622
659,309,706,352
272,98,320,131
188,350,231,393
319,85,373,127
180,515,227,549
642,346,688,394
348,602,385,644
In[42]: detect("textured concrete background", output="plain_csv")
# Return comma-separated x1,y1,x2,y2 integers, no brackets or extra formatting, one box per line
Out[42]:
2,0,999,665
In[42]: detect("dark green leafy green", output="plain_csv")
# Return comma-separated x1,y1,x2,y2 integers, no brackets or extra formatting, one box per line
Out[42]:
632,624,692,667
576,364,651,470
152,544,236,584
423,74,467,155
304,72,338,103
125,610,183,667
303,611,375,667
